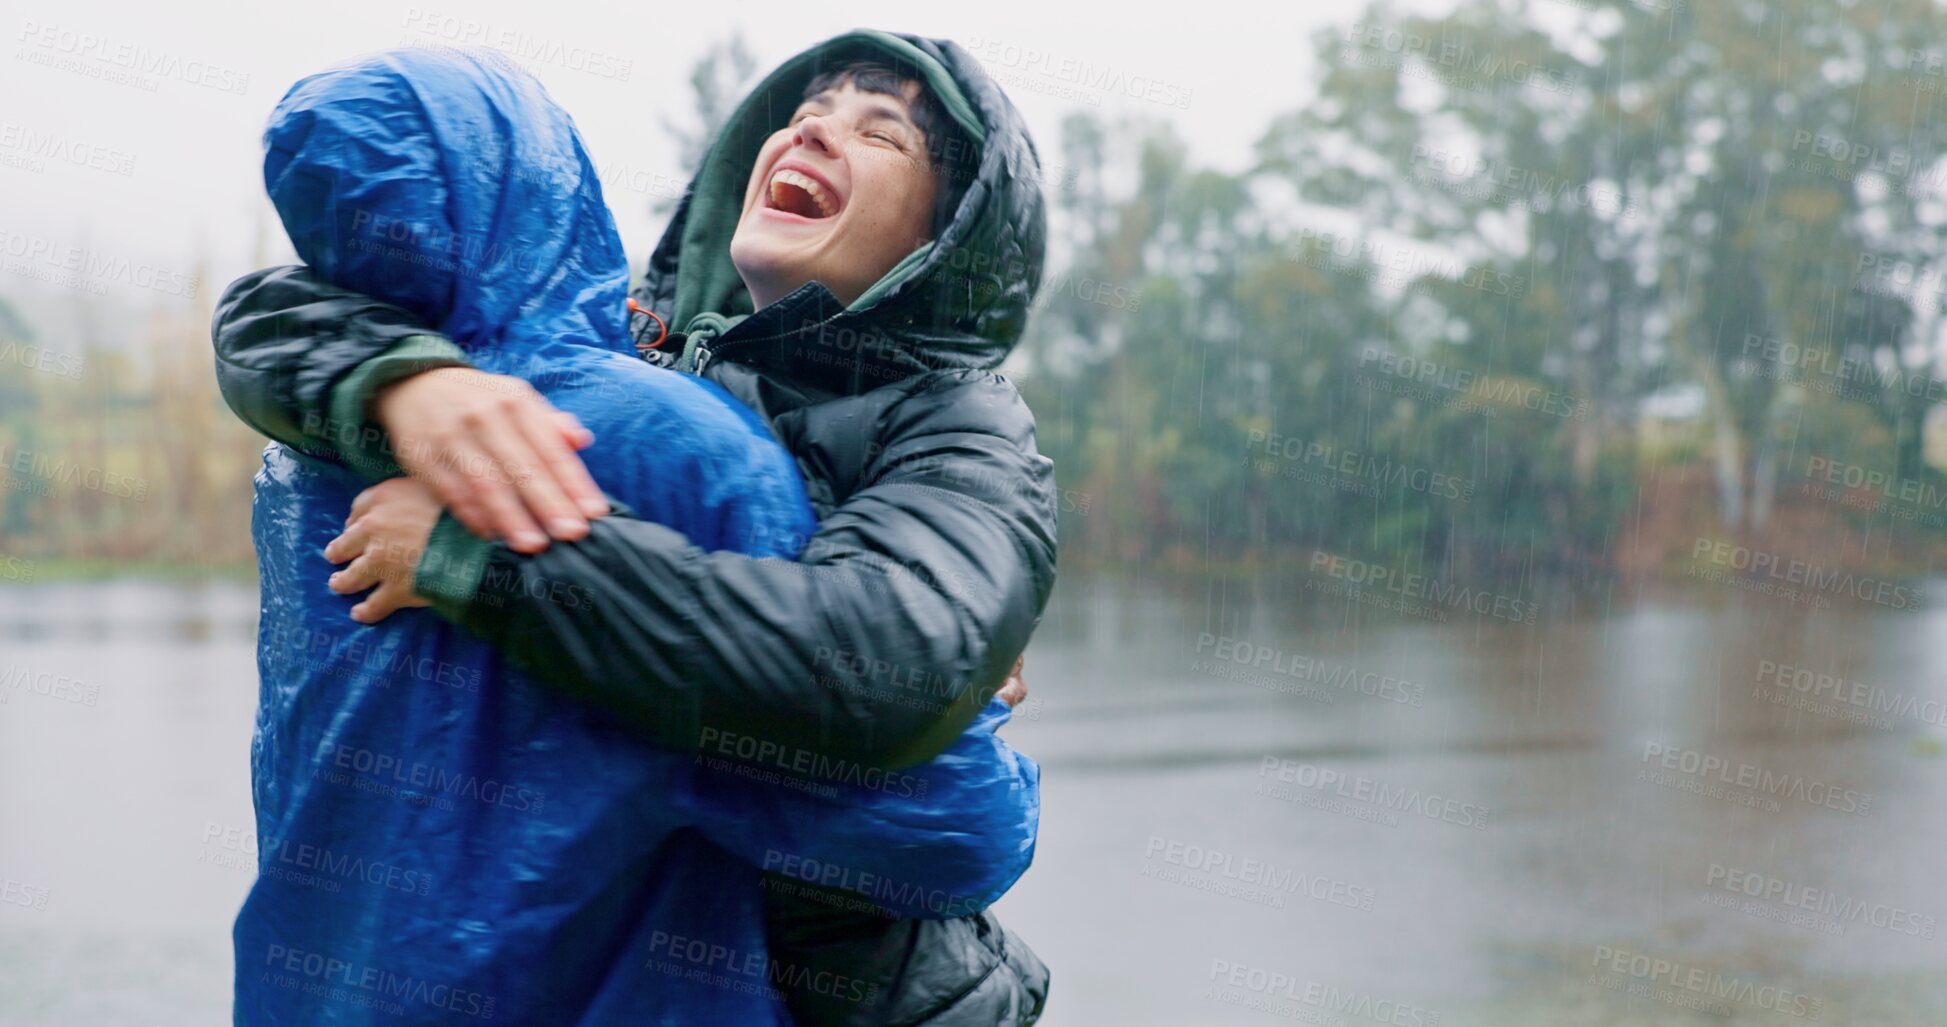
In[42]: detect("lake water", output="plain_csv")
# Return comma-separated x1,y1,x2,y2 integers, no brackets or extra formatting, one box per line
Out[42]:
4,576,1947,1024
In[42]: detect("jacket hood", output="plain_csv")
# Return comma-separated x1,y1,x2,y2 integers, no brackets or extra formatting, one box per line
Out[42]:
638,30,1048,384
263,48,633,358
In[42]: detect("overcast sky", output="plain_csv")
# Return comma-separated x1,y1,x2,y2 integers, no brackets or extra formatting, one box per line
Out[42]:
2,0,1404,310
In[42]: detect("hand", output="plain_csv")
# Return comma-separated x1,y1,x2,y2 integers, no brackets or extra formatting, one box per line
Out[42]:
997,654,1028,708
325,477,442,624
376,366,608,553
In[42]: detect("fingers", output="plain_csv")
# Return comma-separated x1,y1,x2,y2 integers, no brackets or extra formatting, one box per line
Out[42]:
323,521,370,565
513,403,605,528
348,484,380,523
552,412,610,521
350,579,430,625
998,674,1028,707
377,368,605,541
997,653,1028,707
454,416,553,552
329,552,385,595
417,458,495,542
554,410,596,451
347,476,416,525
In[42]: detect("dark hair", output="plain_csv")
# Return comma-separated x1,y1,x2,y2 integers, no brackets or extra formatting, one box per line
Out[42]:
800,60,973,238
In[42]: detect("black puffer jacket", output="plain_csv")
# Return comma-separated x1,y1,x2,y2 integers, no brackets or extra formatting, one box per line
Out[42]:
213,30,1053,1027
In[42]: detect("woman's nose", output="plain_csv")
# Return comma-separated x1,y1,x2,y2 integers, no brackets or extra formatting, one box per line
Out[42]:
794,115,837,155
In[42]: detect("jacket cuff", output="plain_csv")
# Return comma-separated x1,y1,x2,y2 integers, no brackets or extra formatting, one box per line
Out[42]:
327,334,470,479
415,511,493,614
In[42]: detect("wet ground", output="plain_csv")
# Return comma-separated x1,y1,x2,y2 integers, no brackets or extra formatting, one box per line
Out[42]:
4,576,1947,1024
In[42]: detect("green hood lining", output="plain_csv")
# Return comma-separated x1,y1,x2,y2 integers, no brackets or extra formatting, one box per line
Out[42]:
671,30,987,336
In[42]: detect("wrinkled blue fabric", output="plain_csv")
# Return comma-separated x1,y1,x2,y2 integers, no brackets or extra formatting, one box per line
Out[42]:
237,47,1039,1026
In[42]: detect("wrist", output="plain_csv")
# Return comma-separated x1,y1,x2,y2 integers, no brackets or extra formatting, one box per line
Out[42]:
374,364,470,432
327,334,469,479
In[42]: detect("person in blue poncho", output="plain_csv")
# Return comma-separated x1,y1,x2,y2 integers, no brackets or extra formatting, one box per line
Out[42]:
221,44,1050,1026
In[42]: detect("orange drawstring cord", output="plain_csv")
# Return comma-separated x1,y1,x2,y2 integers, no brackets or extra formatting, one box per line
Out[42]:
627,297,669,352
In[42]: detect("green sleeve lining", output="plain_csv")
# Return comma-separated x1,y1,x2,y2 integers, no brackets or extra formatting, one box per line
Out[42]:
327,333,470,479
414,511,493,615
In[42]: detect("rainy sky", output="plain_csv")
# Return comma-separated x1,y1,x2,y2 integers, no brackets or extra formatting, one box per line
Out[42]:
1,0,1391,295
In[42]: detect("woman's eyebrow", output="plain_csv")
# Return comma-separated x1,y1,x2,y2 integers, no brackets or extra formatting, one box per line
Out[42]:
857,103,917,130
793,94,916,134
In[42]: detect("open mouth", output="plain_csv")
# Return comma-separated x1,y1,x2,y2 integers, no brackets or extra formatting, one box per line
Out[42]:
766,167,840,220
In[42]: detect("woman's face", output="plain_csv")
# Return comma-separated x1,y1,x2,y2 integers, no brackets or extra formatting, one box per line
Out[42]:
730,79,941,310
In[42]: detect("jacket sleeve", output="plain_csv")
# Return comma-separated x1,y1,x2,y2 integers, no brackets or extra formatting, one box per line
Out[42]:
211,265,469,476
765,905,1050,1027
676,696,1040,920
416,369,1058,770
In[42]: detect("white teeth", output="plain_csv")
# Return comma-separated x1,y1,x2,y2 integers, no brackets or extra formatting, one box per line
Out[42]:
770,168,837,217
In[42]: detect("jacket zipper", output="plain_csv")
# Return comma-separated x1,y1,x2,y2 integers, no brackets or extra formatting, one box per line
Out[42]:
688,314,843,377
